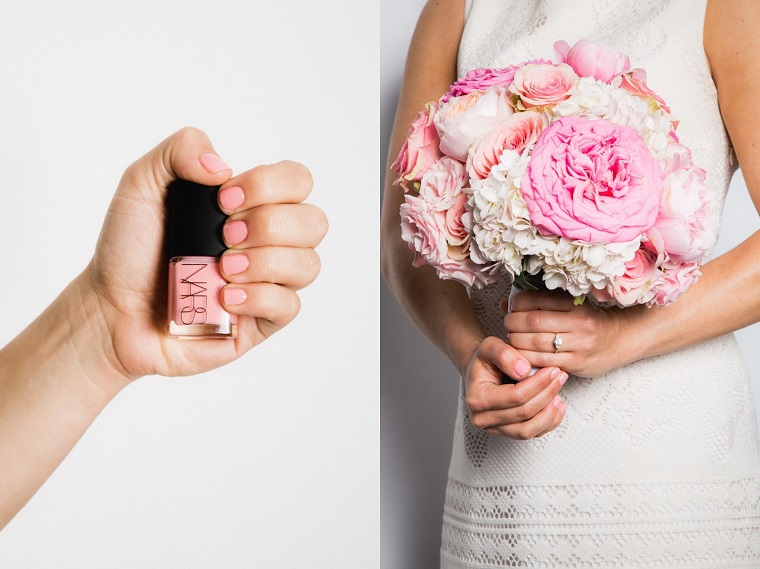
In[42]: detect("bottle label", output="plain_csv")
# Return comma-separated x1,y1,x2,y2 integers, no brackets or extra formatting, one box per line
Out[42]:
178,263,209,325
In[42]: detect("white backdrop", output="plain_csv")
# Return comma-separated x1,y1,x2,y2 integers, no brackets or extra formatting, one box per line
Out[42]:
380,2,760,568
0,1,378,568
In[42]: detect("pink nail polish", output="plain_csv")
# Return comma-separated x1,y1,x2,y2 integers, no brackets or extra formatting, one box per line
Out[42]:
223,220,248,246
559,372,569,386
553,395,562,408
223,288,247,306
219,185,245,211
199,153,231,174
221,253,249,276
515,359,530,376
167,180,237,339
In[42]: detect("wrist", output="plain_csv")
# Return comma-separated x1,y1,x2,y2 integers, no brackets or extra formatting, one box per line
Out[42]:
443,319,485,376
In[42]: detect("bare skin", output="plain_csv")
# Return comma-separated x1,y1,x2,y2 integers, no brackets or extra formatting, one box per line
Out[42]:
382,0,760,437
0,127,327,529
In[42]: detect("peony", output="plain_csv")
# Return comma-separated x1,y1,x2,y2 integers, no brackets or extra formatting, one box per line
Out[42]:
444,60,553,101
654,146,716,262
554,39,630,84
400,195,448,267
466,111,546,181
509,63,579,109
648,260,701,307
418,157,467,211
392,102,443,192
435,87,514,161
521,116,662,243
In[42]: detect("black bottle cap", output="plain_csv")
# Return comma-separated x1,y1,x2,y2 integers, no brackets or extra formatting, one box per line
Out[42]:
167,179,226,258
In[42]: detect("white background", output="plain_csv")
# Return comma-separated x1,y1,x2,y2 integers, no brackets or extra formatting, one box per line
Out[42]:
380,1,760,568
0,1,378,568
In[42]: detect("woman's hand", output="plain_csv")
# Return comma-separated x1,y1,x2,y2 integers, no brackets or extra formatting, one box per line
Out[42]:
87,127,328,387
503,290,640,378
464,336,568,439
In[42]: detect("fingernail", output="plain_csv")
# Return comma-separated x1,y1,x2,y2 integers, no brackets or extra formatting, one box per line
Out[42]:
559,373,569,386
515,359,530,376
560,402,568,415
219,186,244,211
223,288,247,306
221,253,249,275
199,152,231,174
553,395,562,408
550,368,560,380
223,220,248,246
498,299,508,312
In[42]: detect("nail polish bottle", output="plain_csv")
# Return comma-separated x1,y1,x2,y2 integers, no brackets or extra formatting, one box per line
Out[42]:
167,179,237,339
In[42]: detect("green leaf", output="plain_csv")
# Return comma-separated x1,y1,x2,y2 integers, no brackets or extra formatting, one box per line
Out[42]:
573,294,586,306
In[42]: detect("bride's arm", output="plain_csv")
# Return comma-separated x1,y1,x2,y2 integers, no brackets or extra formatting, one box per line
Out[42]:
503,0,760,378
382,0,568,439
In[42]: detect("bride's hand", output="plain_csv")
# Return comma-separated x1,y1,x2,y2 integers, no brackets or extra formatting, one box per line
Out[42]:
464,337,568,439
503,290,640,378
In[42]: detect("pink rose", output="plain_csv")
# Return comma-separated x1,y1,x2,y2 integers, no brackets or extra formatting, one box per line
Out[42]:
435,255,496,288
444,192,470,251
466,111,545,181
435,87,514,161
392,102,444,192
654,147,716,262
554,39,631,83
618,69,672,114
521,116,661,243
509,63,579,108
594,247,659,307
418,157,467,211
400,195,448,267
444,60,553,102
648,260,701,307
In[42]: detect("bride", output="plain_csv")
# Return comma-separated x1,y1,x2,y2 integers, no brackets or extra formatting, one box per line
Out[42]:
382,0,760,566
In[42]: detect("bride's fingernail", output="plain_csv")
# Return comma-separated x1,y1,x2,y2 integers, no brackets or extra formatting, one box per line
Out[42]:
223,220,248,246
200,152,231,174
553,395,562,408
223,287,247,306
550,368,560,380
515,359,530,376
560,402,568,415
559,372,569,386
499,299,508,312
219,185,245,211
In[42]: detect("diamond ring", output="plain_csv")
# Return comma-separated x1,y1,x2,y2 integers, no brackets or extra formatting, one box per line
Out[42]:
553,334,563,353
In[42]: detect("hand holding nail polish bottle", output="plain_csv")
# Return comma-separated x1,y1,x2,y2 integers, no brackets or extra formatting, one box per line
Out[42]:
167,179,237,339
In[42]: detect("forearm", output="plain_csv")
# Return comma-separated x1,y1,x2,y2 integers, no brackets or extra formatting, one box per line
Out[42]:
623,230,760,363
382,224,486,375
0,272,128,528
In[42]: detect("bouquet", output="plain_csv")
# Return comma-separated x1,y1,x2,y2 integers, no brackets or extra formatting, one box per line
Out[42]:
392,39,715,308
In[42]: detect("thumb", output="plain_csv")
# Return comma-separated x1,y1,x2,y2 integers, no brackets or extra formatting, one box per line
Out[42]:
118,127,232,202
477,336,533,384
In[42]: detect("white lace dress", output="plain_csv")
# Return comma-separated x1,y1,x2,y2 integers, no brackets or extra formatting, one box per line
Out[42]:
441,1,760,567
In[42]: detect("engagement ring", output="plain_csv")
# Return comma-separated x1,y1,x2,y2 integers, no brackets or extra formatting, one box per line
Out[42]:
553,334,563,353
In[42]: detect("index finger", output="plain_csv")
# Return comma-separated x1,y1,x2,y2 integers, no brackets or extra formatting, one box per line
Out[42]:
482,367,563,411
218,160,313,214
510,290,577,313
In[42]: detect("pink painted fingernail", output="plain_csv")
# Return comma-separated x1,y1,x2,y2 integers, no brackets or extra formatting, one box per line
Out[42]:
221,253,249,276
223,287,247,306
553,395,562,408
559,373,569,386
560,402,568,415
199,152,231,174
550,368,560,380
219,186,244,211
515,359,530,376
223,220,248,246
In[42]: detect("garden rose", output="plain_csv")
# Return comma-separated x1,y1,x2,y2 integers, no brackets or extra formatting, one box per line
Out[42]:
444,192,470,253
400,195,448,267
554,39,630,84
521,116,661,243
445,60,552,101
592,246,659,306
392,102,443,192
418,157,467,211
435,87,514,161
509,63,579,108
466,111,545,181
648,260,701,306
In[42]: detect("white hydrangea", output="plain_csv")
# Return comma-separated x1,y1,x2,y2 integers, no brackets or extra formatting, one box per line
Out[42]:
552,77,672,158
